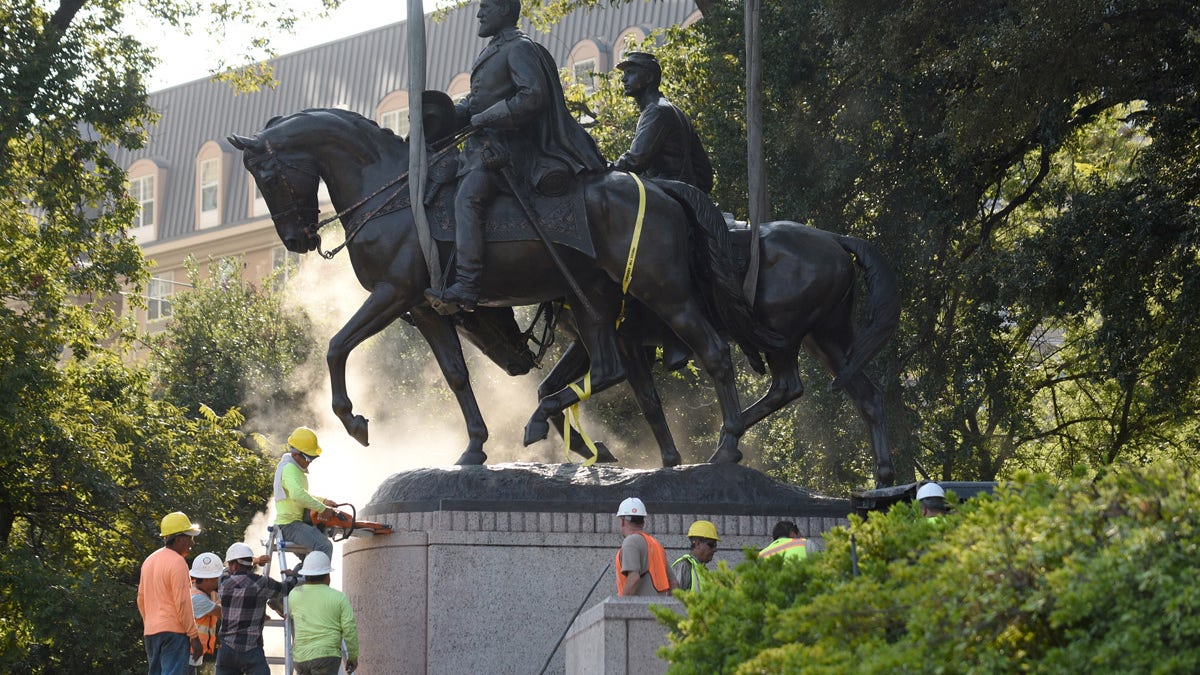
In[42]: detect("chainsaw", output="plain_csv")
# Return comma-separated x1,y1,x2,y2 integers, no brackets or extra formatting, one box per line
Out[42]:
304,502,394,541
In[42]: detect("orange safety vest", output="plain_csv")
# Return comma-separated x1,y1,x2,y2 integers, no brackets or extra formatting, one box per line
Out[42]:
616,530,671,595
191,588,219,656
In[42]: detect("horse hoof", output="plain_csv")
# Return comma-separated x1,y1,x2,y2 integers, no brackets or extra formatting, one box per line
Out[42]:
455,449,487,465
347,415,369,446
707,447,743,464
875,463,896,488
592,442,618,463
524,419,550,446
661,451,682,467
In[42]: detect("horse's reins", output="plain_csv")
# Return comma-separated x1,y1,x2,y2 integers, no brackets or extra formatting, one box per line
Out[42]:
262,128,474,260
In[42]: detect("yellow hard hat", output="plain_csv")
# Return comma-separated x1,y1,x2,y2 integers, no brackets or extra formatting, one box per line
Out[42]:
160,511,201,537
687,520,720,541
287,426,322,457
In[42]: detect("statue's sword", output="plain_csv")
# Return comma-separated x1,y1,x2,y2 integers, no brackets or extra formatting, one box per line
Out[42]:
485,146,602,322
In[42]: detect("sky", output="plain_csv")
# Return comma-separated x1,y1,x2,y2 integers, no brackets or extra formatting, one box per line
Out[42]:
143,0,429,90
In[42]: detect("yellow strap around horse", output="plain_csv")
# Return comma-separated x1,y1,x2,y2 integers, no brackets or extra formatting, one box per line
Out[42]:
563,371,600,466
564,172,647,466
616,173,647,329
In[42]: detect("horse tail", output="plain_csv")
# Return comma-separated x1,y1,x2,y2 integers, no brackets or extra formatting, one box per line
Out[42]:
654,180,787,352
832,234,901,387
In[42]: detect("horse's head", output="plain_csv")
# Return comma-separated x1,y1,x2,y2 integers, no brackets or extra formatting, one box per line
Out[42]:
229,114,332,253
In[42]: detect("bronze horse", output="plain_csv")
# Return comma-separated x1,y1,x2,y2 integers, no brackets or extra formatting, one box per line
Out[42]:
546,221,900,487
228,108,776,465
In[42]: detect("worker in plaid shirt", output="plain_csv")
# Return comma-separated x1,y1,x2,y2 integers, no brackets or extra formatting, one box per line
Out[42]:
215,542,296,675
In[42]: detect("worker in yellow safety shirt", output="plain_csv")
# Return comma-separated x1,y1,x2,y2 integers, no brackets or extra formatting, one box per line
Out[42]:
274,427,342,559
760,520,808,561
672,520,719,593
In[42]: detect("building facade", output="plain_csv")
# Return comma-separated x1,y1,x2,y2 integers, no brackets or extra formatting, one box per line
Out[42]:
112,1,700,333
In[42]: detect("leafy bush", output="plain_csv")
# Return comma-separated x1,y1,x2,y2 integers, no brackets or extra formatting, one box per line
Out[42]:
657,461,1200,673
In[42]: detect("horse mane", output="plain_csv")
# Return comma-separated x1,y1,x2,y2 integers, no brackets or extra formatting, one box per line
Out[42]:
262,108,407,162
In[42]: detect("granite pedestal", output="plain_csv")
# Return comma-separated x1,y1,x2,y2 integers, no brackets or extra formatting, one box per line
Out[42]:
341,462,849,674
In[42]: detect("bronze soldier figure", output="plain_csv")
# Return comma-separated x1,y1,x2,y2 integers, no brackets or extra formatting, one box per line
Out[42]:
613,51,714,193
425,0,605,314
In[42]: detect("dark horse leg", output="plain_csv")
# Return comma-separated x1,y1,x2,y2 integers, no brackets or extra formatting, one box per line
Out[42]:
807,328,895,488
408,306,490,464
524,292,628,447
541,340,618,463
616,331,683,466
655,298,744,464
741,345,806,429
327,281,416,445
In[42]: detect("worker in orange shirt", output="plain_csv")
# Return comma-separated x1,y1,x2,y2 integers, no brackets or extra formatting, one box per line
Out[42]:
138,511,204,674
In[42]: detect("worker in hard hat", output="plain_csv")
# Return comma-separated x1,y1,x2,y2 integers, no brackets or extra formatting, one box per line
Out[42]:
216,542,297,675
188,552,224,675
289,551,359,674
759,520,808,561
917,482,948,519
274,426,341,560
672,520,719,593
138,511,204,674
615,497,678,597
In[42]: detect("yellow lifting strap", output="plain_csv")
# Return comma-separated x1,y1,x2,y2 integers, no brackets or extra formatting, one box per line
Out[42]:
616,173,647,329
564,173,647,466
563,371,599,466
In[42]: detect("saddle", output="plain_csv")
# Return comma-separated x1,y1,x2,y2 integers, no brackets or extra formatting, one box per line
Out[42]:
424,149,595,258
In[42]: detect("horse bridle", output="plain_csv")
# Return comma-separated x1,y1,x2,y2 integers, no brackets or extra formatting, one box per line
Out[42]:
253,129,473,260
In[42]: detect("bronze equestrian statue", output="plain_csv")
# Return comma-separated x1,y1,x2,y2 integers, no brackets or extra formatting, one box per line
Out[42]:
228,105,780,466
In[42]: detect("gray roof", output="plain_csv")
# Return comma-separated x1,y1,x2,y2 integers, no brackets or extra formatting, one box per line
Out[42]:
110,1,698,243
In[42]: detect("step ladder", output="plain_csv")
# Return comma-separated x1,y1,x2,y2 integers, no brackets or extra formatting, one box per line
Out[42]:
261,526,310,675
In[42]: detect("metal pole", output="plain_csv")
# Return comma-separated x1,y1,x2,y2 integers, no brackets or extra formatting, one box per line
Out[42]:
408,0,443,290
743,0,766,304
539,563,612,675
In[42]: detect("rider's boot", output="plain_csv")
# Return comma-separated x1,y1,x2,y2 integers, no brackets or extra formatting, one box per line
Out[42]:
426,223,482,315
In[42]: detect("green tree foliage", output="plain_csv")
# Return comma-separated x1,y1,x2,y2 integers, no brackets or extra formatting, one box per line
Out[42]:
0,0,335,668
659,461,1200,672
148,258,319,439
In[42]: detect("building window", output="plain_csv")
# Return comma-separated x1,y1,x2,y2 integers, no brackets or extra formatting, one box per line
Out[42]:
199,158,220,227
148,273,175,322
380,108,410,137
572,59,598,93
130,174,155,227
126,159,162,243
250,177,269,217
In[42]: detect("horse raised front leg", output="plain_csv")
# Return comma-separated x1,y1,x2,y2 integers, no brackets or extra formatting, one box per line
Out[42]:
524,304,625,448
410,306,489,465
541,340,618,463
327,283,412,446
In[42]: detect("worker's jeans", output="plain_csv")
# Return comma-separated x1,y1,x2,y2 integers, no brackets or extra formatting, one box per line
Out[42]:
278,522,333,559
145,631,190,675
214,646,270,675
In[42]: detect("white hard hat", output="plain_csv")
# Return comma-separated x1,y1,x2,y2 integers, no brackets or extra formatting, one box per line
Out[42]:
299,551,333,576
916,482,945,501
225,542,255,562
617,497,647,517
190,552,224,579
